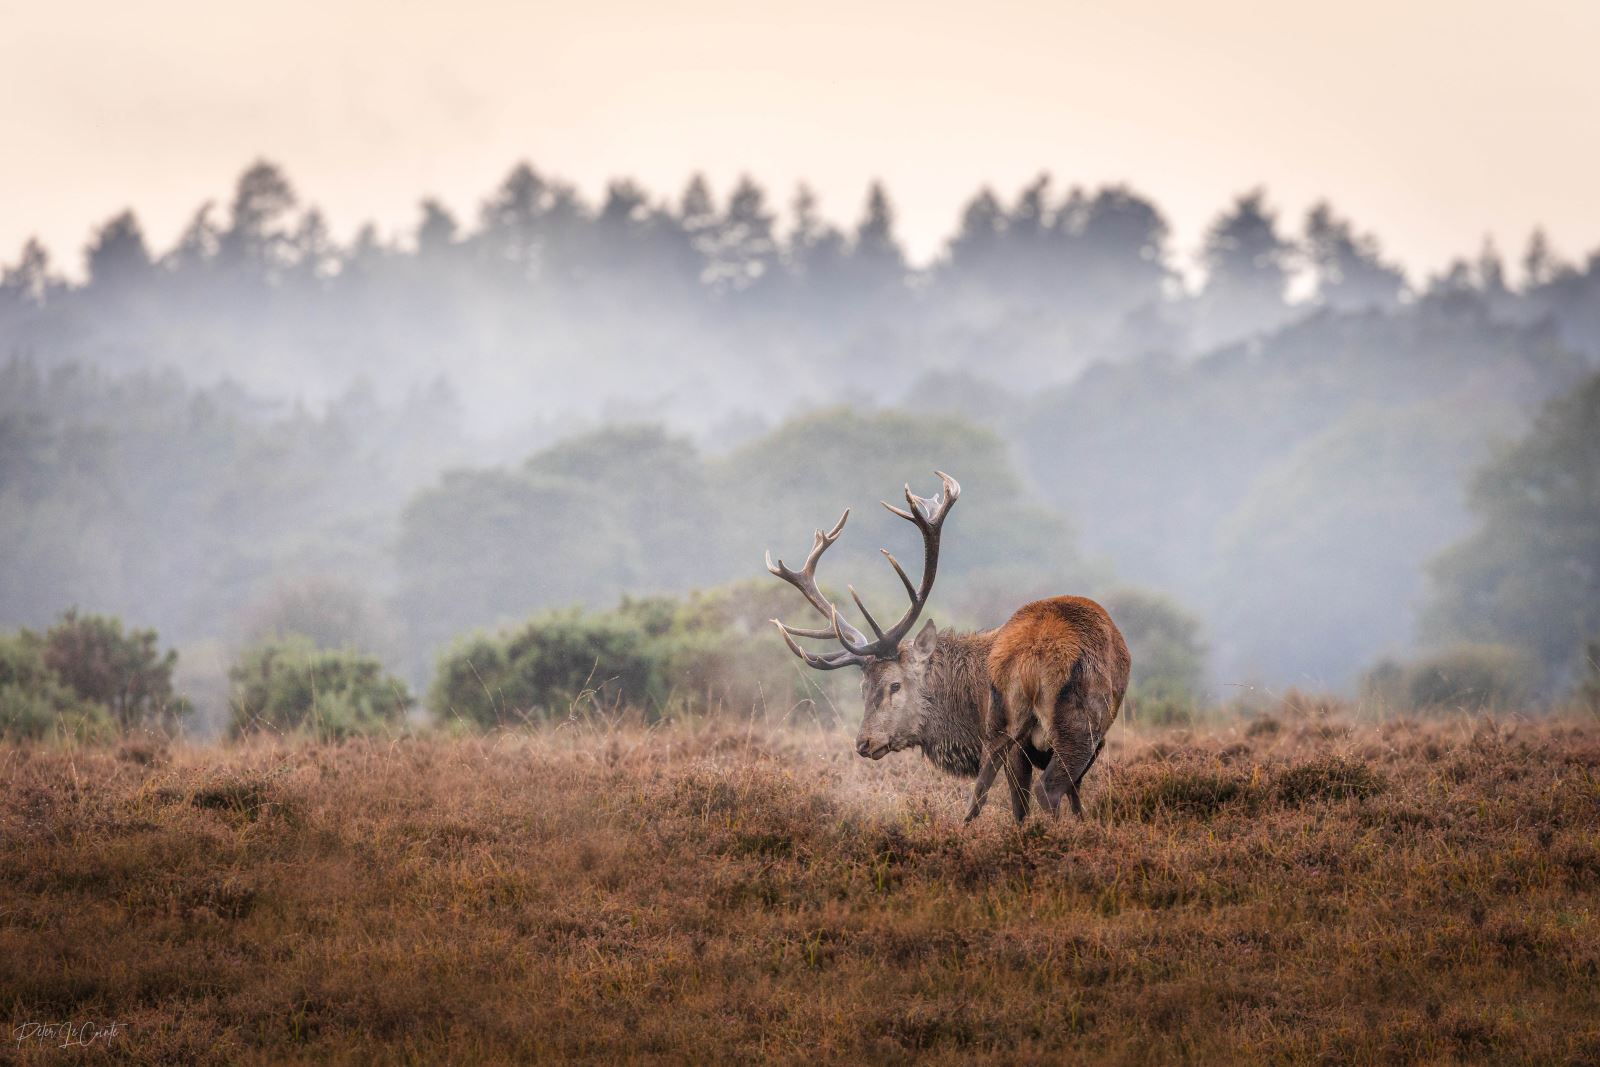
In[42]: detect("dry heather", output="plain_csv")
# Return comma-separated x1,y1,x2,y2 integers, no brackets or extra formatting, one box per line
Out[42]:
3,709,1600,1064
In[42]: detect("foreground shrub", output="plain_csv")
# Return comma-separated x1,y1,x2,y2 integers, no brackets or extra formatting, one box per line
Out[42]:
1363,644,1540,712
229,636,412,739
0,610,186,739
42,609,189,732
0,629,111,740
431,583,844,727
435,610,656,727
1100,587,1209,725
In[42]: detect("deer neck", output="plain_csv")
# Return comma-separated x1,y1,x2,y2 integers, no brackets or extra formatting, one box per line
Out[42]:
915,629,995,778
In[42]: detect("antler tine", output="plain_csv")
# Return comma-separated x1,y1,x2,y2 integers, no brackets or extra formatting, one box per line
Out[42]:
880,548,917,601
847,585,886,640
830,606,877,658
871,470,962,648
765,507,871,652
769,620,871,671
776,620,841,641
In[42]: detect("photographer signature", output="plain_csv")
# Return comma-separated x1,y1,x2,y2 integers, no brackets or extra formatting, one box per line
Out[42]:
12,1020,129,1049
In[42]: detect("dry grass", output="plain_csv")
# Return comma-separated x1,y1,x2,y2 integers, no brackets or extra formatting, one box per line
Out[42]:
3,708,1600,1064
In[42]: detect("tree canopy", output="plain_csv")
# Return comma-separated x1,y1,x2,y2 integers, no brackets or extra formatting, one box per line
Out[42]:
1423,371,1600,680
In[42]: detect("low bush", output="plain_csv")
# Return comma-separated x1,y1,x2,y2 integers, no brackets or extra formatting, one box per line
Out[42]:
0,629,111,741
1115,766,1261,819
1363,644,1540,713
0,611,187,740
228,636,413,740
1100,587,1210,723
42,609,190,731
429,583,846,728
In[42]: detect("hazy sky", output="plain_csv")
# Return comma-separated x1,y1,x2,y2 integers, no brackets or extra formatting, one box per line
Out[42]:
4,0,1598,281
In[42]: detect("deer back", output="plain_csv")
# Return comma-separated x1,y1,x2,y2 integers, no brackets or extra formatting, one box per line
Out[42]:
987,596,1130,738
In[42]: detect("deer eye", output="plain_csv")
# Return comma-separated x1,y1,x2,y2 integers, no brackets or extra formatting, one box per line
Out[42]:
889,682,901,694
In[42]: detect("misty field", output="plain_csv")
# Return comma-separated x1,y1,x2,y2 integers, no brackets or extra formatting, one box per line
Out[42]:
4,708,1600,1064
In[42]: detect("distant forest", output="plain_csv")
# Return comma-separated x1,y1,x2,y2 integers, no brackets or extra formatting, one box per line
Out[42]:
3,161,1598,721
6,160,1599,431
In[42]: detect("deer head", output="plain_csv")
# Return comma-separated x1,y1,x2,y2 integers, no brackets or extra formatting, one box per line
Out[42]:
765,472,959,759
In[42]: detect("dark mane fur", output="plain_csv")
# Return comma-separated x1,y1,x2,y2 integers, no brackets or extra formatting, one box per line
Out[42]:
916,629,996,777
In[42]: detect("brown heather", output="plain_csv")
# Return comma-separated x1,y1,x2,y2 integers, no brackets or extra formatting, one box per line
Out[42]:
3,708,1600,1064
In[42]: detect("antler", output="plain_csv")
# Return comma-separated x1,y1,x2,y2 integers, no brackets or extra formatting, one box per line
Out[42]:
765,509,875,670
870,470,961,650
765,471,960,670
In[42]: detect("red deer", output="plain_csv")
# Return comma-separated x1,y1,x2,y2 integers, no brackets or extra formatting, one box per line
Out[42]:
766,472,1130,822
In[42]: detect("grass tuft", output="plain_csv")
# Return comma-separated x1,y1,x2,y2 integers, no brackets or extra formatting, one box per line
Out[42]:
1273,754,1387,805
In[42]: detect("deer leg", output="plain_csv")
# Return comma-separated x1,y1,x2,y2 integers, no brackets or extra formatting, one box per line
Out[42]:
1034,751,1069,816
1041,677,1107,820
1037,741,1091,820
1062,768,1085,819
1033,772,1057,816
966,684,1013,824
1038,756,1084,819
964,741,1007,823
1004,745,1034,823
1073,736,1106,787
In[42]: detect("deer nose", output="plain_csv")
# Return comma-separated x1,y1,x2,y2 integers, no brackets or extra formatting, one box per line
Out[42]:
856,739,873,757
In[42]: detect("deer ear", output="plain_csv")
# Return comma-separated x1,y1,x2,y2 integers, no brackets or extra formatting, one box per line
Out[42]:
913,619,939,654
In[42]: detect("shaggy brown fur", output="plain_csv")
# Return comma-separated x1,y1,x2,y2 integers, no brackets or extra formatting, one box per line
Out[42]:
888,628,996,778
970,596,1131,822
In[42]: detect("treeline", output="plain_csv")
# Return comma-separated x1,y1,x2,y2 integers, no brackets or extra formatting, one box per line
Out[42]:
4,161,1600,700
4,365,1595,738
1015,301,1591,685
2,330,1594,706
396,410,1088,663
4,162,1600,433
0,366,1082,670
5,590,1593,744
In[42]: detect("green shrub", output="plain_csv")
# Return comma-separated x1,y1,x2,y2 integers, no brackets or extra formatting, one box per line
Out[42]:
1101,588,1209,724
505,610,654,714
1359,659,1407,708
1363,644,1539,713
1128,687,1197,728
0,629,112,741
429,585,847,728
428,634,513,727
430,611,651,727
42,609,189,732
229,636,413,739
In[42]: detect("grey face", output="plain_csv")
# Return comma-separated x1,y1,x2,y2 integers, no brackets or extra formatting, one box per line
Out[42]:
854,621,939,759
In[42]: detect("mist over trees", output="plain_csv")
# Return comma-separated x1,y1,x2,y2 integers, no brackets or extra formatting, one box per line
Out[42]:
1423,371,1600,679
4,159,1599,720
15,159,1599,433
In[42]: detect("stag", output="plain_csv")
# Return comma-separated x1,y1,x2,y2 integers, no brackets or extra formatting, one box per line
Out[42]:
766,472,1129,822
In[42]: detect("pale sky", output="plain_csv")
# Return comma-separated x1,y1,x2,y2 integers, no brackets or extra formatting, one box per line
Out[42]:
4,0,1598,282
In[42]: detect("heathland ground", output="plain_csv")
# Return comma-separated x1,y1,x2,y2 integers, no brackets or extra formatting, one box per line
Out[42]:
3,703,1599,1063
